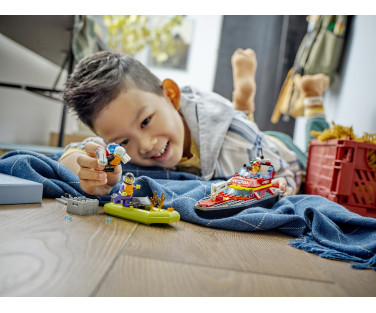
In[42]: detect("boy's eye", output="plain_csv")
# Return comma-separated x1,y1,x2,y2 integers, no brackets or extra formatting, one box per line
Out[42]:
120,139,129,146
141,117,151,128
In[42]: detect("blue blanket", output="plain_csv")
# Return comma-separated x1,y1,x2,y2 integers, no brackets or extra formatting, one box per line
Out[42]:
1,150,376,270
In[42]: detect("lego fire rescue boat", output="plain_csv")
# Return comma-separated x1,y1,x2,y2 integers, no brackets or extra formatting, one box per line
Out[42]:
194,153,284,219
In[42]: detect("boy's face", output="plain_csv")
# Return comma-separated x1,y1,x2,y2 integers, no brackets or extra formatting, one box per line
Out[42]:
93,84,185,169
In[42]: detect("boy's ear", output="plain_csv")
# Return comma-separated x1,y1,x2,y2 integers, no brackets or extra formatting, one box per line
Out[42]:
162,79,181,110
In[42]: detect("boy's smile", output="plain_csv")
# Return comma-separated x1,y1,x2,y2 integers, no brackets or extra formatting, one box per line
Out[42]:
93,84,187,169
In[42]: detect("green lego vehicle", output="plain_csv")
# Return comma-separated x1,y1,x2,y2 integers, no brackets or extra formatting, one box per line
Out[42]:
104,194,180,225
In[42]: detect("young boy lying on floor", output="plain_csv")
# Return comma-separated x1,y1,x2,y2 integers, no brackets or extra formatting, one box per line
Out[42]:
59,49,329,197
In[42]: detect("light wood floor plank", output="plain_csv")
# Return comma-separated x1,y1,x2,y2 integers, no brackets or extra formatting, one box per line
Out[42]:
0,200,137,296
304,251,376,296
96,255,345,296
122,221,329,281
1,200,374,296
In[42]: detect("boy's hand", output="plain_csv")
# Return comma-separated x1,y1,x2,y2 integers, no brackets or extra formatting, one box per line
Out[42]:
271,177,293,197
77,142,122,196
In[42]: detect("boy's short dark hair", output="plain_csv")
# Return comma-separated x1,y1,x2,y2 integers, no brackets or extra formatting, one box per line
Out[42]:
63,51,164,130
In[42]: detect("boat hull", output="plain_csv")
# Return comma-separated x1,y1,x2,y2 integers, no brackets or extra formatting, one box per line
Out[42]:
194,192,281,219
104,202,180,225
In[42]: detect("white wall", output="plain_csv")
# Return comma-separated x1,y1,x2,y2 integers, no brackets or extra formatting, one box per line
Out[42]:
325,15,376,133
0,33,78,146
294,15,376,152
0,15,223,146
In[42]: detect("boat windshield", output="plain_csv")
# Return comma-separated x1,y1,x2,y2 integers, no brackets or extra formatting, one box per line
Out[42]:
237,168,248,176
226,187,253,197
237,167,274,179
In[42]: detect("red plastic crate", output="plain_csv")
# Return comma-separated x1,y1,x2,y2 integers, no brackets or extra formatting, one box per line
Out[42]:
305,139,376,218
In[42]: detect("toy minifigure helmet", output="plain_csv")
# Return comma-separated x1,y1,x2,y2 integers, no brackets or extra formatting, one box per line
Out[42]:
114,146,126,157
123,172,135,184
253,161,261,167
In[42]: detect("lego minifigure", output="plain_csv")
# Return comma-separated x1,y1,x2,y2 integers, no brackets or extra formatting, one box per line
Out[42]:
113,172,141,207
95,143,131,172
244,160,260,172
242,160,261,178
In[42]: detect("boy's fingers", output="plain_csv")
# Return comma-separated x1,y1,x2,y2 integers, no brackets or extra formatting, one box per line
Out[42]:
281,186,294,197
77,154,105,171
85,141,105,158
104,165,122,186
78,167,107,182
272,177,286,190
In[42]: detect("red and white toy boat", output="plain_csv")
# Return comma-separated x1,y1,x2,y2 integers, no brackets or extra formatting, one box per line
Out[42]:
195,152,283,219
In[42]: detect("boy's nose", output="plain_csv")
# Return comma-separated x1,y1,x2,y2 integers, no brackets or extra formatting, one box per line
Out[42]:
139,137,158,156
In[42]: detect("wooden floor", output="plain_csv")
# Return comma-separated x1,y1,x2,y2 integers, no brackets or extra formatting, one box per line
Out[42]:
0,199,375,297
